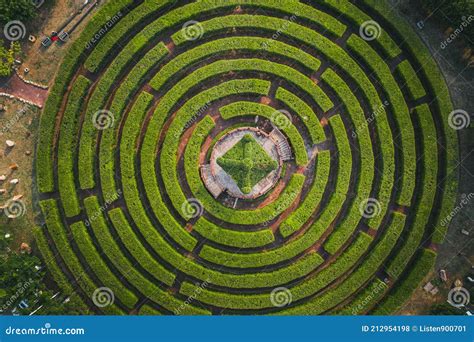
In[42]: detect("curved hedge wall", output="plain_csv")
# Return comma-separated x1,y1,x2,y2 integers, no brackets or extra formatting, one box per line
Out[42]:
35,0,458,315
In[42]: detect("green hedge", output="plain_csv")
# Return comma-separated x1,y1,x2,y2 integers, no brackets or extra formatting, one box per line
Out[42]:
70,221,138,308
336,278,388,315
36,0,133,193
396,60,427,100
280,150,330,237
159,79,306,226
282,213,406,314
182,232,372,310
85,0,172,72
108,208,175,286
172,1,346,46
201,191,344,268
321,69,375,252
329,115,352,196
347,35,416,208
150,36,322,91
362,0,458,244
120,91,197,252
83,196,208,314
99,42,169,198
57,76,91,217
386,104,438,279
373,249,436,314
79,39,167,190
323,0,401,58
39,199,123,315
193,217,274,249
139,305,162,315
275,87,326,144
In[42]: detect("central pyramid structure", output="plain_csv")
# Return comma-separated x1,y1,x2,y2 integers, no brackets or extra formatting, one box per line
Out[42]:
217,134,278,194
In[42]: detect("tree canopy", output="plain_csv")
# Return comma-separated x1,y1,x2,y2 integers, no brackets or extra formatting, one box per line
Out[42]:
0,0,36,24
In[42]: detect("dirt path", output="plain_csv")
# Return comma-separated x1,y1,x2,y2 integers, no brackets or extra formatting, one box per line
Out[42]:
0,73,48,108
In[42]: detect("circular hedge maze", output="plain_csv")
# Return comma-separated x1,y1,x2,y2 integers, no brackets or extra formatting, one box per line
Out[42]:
35,0,459,315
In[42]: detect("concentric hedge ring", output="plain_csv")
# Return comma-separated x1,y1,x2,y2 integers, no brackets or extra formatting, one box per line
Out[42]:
35,0,458,315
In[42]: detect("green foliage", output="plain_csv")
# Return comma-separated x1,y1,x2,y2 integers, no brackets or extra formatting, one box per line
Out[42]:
0,42,16,77
58,76,91,217
0,0,35,24
279,151,330,237
34,0,458,316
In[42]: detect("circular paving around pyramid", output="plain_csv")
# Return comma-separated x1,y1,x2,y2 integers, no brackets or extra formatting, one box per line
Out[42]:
35,0,458,315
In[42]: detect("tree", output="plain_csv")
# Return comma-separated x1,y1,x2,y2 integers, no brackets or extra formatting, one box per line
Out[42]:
0,42,19,78
0,0,36,25
0,253,43,313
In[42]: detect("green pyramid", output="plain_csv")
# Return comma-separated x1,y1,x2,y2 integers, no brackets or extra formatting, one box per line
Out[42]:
217,134,278,194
